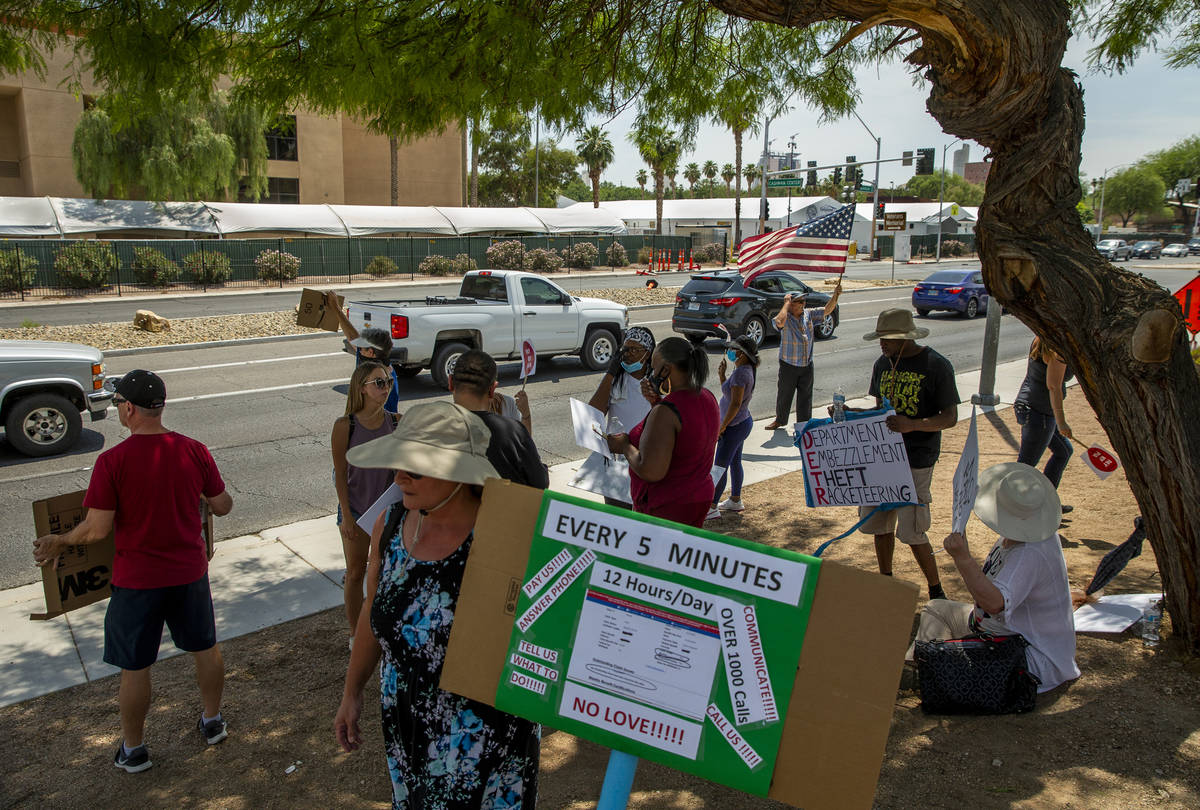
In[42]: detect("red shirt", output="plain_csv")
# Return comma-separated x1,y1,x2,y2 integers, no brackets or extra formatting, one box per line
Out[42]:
83,432,226,589
628,388,719,519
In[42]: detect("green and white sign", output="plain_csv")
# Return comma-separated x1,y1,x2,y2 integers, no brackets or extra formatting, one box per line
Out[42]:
494,491,822,796
767,177,806,188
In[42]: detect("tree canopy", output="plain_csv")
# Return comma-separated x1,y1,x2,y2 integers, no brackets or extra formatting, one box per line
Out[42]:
899,171,987,207
1101,166,1167,227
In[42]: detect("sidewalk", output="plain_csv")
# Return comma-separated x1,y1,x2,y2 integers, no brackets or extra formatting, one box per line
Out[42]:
0,357,1034,708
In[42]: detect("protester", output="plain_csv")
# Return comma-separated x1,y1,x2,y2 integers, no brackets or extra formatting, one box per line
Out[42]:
709,335,759,520
333,402,539,806
491,388,533,434
331,361,398,643
449,349,548,488
586,326,656,509
33,370,233,773
1015,337,1074,509
606,336,719,527
763,277,842,431
324,290,401,414
853,309,959,600
911,462,1080,693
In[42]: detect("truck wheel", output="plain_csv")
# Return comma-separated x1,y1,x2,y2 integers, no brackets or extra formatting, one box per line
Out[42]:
582,328,618,371
431,342,469,390
5,392,82,457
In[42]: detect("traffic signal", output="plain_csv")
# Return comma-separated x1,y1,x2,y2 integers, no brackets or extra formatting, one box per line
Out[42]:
915,147,935,175
876,202,885,220
806,160,817,188
760,197,770,221
854,166,864,187
832,166,842,185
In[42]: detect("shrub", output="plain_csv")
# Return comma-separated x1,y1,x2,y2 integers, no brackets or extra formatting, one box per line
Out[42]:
182,251,232,285
636,246,653,266
605,241,628,267
940,239,967,257
255,248,301,281
0,248,38,293
453,253,478,274
54,242,115,290
689,242,722,264
130,247,180,287
365,255,397,278
562,241,599,269
418,253,475,277
524,247,562,274
485,239,526,270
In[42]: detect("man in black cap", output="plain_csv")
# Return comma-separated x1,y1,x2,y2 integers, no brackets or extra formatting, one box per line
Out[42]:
33,370,233,773
324,290,401,413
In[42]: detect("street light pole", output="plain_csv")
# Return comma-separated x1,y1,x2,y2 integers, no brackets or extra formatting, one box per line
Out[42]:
936,138,962,263
786,134,798,226
757,117,771,236
851,111,881,260
1095,163,1133,237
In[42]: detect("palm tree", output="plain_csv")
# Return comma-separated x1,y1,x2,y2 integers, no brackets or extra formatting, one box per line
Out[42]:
575,125,614,209
636,168,648,195
722,163,736,192
667,163,679,198
629,122,682,234
684,162,701,194
744,163,761,191
702,160,718,185
714,78,764,244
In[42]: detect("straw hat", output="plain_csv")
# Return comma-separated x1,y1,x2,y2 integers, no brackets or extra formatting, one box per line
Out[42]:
973,462,1062,542
346,401,498,485
863,308,930,340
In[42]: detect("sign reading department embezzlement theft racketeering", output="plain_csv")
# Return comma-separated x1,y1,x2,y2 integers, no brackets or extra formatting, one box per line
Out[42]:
797,410,917,508
493,491,822,796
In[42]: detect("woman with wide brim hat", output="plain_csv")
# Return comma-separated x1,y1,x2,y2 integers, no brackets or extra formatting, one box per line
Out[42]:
709,335,760,520
910,462,1080,694
334,401,540,806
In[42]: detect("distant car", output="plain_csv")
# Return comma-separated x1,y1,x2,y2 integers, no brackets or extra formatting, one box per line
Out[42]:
671,269,839,347
1131,240,1163,259
0,340,111,456
912,270,991,319
1188,237,1200,255
1162,243,1190,257
1096,239,1132,261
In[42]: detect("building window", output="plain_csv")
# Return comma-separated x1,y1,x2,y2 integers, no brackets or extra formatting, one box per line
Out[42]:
239,177,300,204
265,115,298,161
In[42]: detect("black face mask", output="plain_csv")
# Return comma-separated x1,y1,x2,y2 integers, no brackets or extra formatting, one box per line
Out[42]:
650,366,670,393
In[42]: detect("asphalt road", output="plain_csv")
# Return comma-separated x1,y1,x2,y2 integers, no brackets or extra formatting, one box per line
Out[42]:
0,285,1040,589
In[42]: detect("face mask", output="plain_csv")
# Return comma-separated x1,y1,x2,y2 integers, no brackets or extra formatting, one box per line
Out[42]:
620,360,643,374
726,350,738,362
651,367,671,395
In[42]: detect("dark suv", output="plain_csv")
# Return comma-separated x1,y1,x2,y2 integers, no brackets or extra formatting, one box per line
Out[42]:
671,270,839,346
1131,240,1163,259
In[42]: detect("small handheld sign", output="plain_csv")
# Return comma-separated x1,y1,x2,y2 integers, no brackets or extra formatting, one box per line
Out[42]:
1084,444,1120,480
950,407,980,534
520,338,537,389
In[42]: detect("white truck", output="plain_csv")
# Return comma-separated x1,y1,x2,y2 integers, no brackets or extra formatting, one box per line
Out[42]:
343,269,629,388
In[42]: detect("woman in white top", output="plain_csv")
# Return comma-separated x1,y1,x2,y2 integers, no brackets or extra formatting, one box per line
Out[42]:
913,462,1080,693
584,326,656,509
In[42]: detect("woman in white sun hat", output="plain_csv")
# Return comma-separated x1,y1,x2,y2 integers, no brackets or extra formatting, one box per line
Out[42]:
912,462,1080,693
333,401,539,807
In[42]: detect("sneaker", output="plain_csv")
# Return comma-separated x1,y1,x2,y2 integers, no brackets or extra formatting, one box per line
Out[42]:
718,498,745,512
928,583,946,601
198,714,228,745
114,742,153,773
705,507,722,522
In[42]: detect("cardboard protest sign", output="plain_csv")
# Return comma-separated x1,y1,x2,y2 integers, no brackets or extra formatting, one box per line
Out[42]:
1083,444,1121,480
951,406,979,533
797,410,917,508
520,338,537,381
442,481,920,809
29,491,114,621
296,288,344,331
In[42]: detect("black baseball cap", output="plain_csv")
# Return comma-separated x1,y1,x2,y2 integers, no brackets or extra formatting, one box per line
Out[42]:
115,369,166,408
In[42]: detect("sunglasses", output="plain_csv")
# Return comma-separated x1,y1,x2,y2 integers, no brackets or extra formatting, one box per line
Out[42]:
365,377,392,390
620,346,647,358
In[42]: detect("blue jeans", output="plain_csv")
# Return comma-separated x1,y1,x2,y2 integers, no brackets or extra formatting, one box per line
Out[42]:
712,417,754,503
1016,405,1072,488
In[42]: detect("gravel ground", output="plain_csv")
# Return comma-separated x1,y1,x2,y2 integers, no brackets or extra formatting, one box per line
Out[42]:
0,278,915,351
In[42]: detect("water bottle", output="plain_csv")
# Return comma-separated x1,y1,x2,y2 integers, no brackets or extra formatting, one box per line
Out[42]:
1141,600,1162,648
832,387,846,422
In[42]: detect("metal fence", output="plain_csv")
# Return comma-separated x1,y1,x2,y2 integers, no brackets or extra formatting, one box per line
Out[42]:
874,233,977,259
0,233,696,300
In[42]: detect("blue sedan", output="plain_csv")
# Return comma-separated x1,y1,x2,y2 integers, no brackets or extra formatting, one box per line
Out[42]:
912,270,990,318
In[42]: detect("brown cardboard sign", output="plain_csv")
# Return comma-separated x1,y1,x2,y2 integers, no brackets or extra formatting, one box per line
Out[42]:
297,288,344,331
441,480,919,810
29,491,115,621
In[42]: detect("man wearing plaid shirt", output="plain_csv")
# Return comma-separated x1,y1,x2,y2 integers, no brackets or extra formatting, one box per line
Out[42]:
763,278,842,430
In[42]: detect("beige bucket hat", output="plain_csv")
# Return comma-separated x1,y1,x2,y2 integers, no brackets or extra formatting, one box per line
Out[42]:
863,308,930,340
346,401,498,485
973,462,1062,542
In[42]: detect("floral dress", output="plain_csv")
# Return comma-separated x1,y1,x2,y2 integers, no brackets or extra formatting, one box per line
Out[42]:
370,507,540,809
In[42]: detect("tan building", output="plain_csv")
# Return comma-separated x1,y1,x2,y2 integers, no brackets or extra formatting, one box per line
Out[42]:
0,43,464,205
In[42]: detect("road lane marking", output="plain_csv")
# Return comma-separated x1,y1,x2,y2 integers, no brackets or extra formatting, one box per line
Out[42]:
169,378,348,404
126,351,345,376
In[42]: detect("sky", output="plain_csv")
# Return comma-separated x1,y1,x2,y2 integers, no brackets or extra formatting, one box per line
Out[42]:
558,31,1197,199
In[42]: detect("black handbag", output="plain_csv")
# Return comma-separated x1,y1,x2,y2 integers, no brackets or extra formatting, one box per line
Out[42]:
913,634,1040,715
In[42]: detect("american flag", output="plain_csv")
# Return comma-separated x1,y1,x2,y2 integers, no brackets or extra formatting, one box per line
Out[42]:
736,204,854,276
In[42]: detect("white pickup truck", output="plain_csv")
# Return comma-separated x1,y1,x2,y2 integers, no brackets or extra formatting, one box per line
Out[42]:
344,269,629,388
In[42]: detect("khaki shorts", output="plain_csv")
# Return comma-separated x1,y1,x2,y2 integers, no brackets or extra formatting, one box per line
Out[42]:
858,466,933,545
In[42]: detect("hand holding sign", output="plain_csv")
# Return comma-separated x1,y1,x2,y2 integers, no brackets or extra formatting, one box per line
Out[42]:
520,338,537,389
950,407,979,534
1083,444,1120,480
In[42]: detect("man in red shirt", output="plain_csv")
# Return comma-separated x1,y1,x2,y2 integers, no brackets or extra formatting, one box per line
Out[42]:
34,370,233,774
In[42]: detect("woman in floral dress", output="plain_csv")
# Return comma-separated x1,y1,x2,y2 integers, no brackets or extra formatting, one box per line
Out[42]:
334,401,540,808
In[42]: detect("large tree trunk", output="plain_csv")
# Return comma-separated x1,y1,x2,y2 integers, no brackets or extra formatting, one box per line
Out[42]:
654,171,664,234
469,116,480,207
389,136,399,206
716,0,1200,652
591,169,601,208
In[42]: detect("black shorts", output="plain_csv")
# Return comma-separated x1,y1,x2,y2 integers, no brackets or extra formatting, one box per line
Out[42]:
103,575,217,671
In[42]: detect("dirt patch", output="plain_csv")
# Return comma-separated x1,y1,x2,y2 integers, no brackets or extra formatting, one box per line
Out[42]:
3,395,1197,809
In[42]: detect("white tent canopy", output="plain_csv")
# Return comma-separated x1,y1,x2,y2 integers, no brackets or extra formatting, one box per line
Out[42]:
0,197,628,237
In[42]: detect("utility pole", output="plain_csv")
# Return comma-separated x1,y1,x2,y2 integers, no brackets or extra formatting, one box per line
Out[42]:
852,111,881,260
936,139,962,263
1095,163,1133,238
786,135,798,226
757,117,771,236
